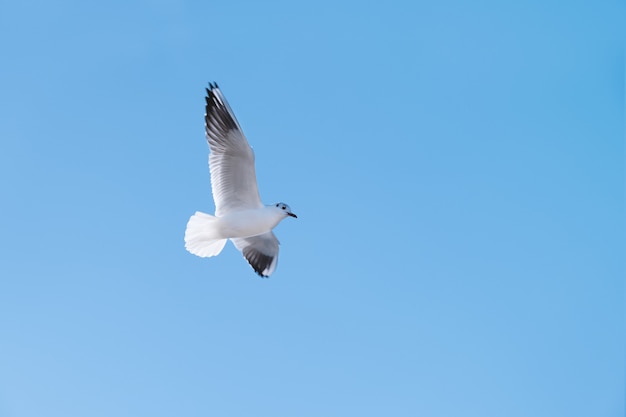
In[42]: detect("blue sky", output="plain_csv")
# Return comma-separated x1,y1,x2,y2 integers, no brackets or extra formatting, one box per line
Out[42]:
0,1,623,416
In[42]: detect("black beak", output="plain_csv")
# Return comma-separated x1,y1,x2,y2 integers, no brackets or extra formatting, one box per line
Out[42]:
287,212,298,218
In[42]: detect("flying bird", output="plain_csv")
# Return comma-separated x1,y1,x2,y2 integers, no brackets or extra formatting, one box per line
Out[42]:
184,83,297,277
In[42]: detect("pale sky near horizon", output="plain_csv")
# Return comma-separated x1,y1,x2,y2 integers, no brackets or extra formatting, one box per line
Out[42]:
0,1,623,416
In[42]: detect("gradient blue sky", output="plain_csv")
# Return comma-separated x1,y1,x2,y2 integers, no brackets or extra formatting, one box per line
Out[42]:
0,1,623,416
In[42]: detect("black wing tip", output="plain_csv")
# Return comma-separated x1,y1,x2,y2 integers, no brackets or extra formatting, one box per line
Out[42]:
204,81,240,136
243,248,275,278
206,83,216,97
205,83,219,100
251,262,271,278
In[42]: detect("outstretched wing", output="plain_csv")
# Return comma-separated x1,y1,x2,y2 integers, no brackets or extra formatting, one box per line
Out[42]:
205,83,262,216
231,232,280,277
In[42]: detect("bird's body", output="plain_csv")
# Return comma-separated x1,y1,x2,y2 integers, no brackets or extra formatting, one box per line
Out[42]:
190,206,290,241
184,83,296,277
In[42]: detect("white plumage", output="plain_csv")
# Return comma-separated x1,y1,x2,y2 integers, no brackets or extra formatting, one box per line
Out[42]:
184,83,297,277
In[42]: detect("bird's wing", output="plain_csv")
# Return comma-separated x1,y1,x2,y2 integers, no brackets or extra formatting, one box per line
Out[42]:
205,83,262,216
231,232,280,277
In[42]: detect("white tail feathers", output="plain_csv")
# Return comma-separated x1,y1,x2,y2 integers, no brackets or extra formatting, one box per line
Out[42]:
184,212,227,257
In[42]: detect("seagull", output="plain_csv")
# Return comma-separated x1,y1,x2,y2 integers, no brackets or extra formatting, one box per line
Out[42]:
184,83,297,277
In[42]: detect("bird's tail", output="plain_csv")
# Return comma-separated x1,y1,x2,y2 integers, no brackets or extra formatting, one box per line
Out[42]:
184,212,228,257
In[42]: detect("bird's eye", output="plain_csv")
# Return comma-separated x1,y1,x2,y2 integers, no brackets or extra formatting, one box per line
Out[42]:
282,206,286,209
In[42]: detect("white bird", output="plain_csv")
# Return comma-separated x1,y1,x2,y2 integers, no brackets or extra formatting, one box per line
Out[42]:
184,83,297,277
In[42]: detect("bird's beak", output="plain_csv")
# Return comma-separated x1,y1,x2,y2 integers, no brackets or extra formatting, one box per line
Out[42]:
288,213,298,218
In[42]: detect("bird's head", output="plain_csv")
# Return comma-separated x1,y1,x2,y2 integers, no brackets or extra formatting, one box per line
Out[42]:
274,202,297,218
